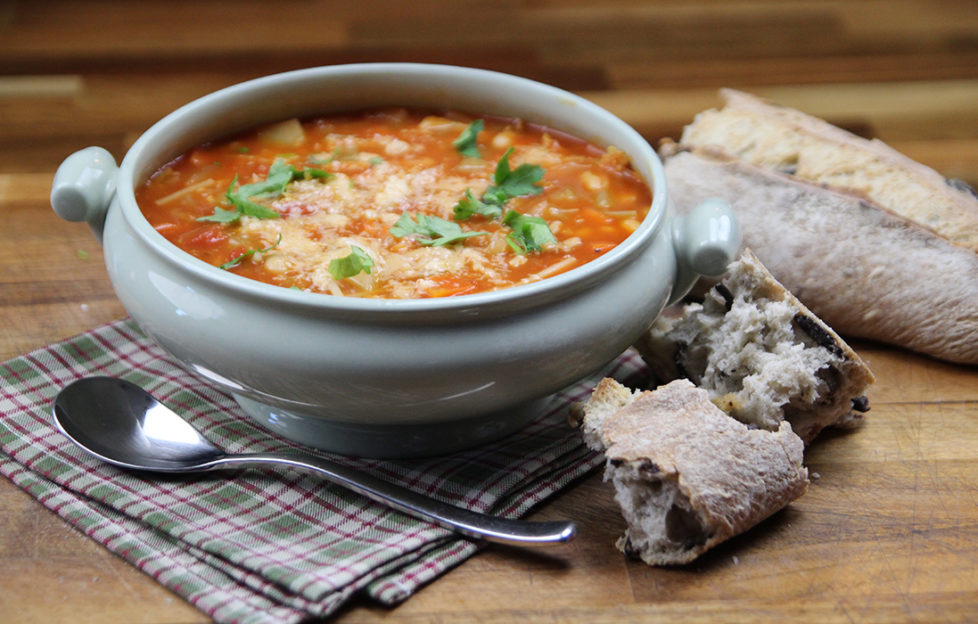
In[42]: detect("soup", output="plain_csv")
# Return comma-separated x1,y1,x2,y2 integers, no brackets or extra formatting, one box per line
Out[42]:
136,108,652,298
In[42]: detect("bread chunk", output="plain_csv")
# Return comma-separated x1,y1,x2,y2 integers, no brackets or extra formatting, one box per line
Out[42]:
666,89,978,365
574,377,642,452
578,378,809,566
636,250,875,443
681,88,978,252
662,145,978,365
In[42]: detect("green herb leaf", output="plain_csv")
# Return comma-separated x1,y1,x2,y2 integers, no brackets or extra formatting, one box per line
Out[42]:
223,176,282,220
452,188,503,220
487,147,545,200
502,209,556,254
196,205,244,224
390,213,488,247
328,245,375,280
220,234,282,270
198,160,332,223
452,119,484,158
235,160,295,199
302,167,333,180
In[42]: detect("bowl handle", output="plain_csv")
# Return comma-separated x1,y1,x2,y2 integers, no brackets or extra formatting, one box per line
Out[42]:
669,196,741,304
50,146,119,244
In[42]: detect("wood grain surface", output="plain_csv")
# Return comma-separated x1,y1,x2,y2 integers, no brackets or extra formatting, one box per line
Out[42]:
2,1,977,622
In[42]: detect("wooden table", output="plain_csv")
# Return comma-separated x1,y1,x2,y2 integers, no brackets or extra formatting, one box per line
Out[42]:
3,1,978,621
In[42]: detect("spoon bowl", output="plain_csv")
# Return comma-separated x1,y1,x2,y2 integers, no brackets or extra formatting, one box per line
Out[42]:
52,376,577,546
54,376,223,470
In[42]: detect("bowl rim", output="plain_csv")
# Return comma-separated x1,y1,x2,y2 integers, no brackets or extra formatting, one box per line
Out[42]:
115,62,668,313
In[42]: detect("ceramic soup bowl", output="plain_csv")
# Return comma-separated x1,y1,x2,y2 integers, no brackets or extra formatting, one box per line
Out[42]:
51,63,739,458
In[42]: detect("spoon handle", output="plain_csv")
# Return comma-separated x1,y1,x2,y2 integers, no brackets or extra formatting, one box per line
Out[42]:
208,452,576,546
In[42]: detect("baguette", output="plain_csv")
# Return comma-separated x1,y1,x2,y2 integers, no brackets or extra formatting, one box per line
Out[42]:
666,90,978,365
681,88,978,252
636,249,875,444
576,378,809,566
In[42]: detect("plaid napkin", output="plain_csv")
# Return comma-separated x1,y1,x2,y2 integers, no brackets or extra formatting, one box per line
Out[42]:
0,318,647,624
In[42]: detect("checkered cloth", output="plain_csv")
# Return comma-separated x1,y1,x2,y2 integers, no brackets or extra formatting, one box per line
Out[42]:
0,318,647,624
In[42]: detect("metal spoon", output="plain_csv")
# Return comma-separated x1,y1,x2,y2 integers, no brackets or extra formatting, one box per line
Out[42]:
52,376,576,546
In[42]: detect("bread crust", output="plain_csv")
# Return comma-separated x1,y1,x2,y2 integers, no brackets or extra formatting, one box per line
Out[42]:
662,147,978,365
574,376,642,452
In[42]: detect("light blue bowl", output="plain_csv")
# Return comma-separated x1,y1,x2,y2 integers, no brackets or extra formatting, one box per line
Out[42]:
51,63,739,457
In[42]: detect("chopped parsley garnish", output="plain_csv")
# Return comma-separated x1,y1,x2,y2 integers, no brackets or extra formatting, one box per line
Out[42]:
198,160,332,224
452,119,484,158
220,234,282,270
452,147,545,222
197,176,281,222
503,210,557,254
197,205,246,224
328,245,375,280
449,147,554,254
485,147,545,203
389,213,488,247
453,188,503,220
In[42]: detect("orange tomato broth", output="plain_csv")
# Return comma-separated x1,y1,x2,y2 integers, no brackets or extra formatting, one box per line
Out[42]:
136,108,652,298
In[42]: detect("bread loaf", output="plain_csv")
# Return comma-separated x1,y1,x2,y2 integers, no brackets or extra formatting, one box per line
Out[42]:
681,88,978,252
636,249,875,443
666,90,978,365
576,378,809,566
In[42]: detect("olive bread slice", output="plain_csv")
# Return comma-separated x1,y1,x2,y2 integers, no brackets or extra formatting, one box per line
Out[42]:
635,249,875,444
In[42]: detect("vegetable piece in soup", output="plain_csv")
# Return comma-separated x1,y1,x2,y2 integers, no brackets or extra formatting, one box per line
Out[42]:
136,108,652,299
